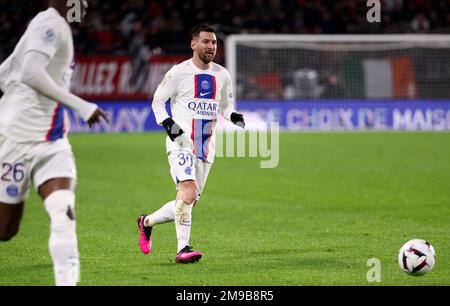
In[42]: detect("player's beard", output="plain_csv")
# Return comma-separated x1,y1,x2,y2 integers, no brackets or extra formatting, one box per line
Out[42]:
200,51,215,64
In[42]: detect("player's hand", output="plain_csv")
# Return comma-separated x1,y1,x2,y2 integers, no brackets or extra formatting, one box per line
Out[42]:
162,118,184,141
87,108,109,128
231,112,245,129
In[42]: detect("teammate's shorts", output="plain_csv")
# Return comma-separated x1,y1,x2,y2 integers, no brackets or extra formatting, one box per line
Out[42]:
0,134,5,148
0,137,77,204
168,150,212,198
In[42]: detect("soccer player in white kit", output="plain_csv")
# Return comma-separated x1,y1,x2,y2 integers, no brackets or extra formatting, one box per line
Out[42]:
0,0,108,285
137,25,245,263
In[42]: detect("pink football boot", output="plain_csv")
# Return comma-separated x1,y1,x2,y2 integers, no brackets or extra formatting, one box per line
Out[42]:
137,215,153,254
175,245,202,264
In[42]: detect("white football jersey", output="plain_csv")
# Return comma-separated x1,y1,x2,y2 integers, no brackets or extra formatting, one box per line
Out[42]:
0,8,73,143
152,59,236,164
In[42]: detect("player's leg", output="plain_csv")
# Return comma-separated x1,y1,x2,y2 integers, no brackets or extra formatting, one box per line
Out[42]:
0,202,24,241
173,156,214,263
137,199,175,254
192,160,213,207
137,150,196,254
174,179,198,260
139,160,211,229
38,178,79,286
138,181,199,260
173,161,212,263
0,137,30,241
174,160,212,263
142,200,176,228
34,140,79,286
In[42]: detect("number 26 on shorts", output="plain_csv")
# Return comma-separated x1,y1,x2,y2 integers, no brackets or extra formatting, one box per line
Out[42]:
1,163,26,182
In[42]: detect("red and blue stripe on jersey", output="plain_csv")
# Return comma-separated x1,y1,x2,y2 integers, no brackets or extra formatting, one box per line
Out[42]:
194,74,216,99
46,103,65,141
191,119,213,161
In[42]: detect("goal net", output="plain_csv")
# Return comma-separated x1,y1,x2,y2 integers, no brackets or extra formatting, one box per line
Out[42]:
226,35,450,101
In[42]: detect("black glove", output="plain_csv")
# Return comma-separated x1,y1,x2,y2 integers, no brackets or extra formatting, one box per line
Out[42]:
231,112,245,128
162,118,184,141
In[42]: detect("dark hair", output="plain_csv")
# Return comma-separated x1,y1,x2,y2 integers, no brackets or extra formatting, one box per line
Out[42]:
190,24,216,39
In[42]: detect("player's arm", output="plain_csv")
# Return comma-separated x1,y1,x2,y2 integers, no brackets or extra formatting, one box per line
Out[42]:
152,69,184,141
220,72,245,128
20,24,107,127
0,55,12,93
20,51,107,127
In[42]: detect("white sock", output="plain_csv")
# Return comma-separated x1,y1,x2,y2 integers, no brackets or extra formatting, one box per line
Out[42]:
175,200,193,253
50,238,80,286
144,200,176,227
44,190,80,286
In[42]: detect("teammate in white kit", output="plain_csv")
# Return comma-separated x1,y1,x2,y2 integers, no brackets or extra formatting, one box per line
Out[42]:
0,0,108,285
137,25,245,263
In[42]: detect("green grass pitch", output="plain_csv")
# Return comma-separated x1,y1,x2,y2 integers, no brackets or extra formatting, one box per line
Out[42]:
0,132,449,286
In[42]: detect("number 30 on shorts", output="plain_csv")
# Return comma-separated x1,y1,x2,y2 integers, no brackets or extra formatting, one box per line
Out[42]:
1,163,26,182
178,153,194,167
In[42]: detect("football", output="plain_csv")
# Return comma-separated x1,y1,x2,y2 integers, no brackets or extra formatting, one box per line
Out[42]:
398,239,436,276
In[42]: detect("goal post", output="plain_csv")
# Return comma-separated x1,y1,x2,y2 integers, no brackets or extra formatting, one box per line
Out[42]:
225,34,450,101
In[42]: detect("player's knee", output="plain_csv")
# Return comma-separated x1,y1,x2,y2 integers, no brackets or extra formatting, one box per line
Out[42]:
44,190,76,231
178,181,198,204
180,187,198,204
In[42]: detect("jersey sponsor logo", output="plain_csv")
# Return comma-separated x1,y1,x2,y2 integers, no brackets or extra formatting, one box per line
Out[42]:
188,101,218,118
194,74,216,99
6,185,19,197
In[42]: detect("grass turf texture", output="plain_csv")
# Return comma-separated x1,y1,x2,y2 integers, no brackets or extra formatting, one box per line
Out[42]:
0,132,449,286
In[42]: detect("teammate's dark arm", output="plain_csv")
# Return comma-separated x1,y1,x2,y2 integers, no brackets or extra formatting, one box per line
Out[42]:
87,108,110,128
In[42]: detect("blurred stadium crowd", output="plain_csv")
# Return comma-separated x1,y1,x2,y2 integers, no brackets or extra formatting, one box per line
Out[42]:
1,0,449,60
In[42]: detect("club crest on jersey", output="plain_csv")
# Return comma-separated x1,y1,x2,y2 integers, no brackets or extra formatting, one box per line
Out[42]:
42,28,56,43
195,74,216,99
6,185,19,197
201,80,211,90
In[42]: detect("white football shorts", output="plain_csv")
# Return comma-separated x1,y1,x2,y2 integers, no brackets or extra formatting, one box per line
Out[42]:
0,137,77,204
168,150,212,198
